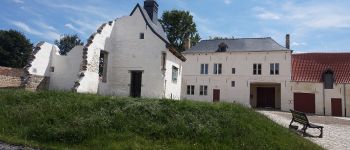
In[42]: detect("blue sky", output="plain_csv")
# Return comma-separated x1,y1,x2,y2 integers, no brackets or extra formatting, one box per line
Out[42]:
1,0,350,52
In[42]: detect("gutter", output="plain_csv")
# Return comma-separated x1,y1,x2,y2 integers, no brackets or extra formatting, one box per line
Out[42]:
344,84,347,117
323,84,326,116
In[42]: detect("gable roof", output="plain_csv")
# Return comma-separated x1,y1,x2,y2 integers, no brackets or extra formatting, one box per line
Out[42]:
183,37,290,54
292,53,350,83
130,4,186,61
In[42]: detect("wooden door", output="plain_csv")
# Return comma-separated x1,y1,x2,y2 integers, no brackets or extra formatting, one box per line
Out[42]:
294,93,315,114
257,87,275,108
331,98,342,116
130,71,142,97
213,89,220,102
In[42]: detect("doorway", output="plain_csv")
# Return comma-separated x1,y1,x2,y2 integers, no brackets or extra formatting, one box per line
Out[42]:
331,98,342,116
213,89,220,102
130,71,142,97
257,87,275,108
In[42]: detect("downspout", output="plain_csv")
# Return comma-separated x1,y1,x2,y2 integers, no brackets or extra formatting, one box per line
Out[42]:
344,84,347,117
323,83,326,116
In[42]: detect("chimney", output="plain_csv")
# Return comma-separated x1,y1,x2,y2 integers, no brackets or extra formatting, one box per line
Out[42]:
286,34,290,49
144,0,159,23
184,35,191,50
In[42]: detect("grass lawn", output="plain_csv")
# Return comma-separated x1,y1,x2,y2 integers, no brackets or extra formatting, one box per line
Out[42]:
0,89,323,150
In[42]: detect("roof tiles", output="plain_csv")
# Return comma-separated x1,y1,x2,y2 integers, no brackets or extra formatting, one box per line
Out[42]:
292,53,350,83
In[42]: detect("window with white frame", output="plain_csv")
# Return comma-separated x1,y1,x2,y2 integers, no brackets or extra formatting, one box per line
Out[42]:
200,85,208,96
200,64,208,74
172,66,178,82
187,85,195,95
214,63,222,74
270,63,279,75
253,64,262,75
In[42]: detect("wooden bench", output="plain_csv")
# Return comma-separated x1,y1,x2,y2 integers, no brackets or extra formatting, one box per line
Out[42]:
289,110,323,138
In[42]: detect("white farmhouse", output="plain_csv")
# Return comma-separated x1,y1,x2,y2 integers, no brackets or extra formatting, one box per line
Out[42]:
181,36,292,110
23,0,186,99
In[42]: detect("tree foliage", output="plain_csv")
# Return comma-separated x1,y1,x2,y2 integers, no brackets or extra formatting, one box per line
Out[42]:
0,30,33,68
54,34,84,55
159,10,201,52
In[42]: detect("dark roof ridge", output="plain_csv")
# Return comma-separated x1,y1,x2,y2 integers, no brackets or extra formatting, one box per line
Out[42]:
201,37,271,41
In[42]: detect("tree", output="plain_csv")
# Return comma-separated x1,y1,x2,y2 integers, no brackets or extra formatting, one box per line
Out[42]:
54,34,84,55
159,10,201,52
0,30,33,68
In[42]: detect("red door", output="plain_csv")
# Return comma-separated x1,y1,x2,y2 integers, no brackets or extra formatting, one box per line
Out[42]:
294,93,315,114
213,89,220,102
331,98,342,116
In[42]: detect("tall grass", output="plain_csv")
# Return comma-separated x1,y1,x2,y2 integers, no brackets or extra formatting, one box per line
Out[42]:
0,90,322,149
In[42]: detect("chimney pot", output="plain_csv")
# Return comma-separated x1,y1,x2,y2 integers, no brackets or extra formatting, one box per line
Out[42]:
184,36,191,50
144,0,159,23
286,34,290,49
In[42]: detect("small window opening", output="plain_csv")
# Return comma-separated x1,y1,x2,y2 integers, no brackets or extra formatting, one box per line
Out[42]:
140,33,144,39
231,81,235,87
172,66,178,82
323,70,334,89
50,67,55,72
217,42,228,52
99,50,108,82
232,68,235,74
161,52,167,71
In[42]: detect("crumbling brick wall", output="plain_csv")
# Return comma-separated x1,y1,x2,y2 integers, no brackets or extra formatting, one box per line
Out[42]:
0,66,24,89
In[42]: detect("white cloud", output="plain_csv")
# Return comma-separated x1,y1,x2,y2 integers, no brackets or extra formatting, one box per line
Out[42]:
64,23,84,35
254,7,280,20
224,0,232,5
292,42,307,46
36,22,57,31
10,21,42,35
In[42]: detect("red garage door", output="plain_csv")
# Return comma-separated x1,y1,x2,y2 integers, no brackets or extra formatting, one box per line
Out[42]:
294,93,315,114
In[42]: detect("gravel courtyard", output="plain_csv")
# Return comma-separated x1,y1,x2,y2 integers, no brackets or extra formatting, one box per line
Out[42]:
258,110,350,150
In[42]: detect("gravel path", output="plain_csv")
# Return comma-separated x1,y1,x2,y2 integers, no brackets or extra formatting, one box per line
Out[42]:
258,110,350,150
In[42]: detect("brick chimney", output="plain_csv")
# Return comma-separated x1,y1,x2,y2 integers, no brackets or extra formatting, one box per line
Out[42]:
286,34,290,49
144,0,159,23
184,35,191,50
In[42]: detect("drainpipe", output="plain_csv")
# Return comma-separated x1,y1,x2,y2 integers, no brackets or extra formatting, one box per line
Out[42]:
344,84,347,117
323,84,326,116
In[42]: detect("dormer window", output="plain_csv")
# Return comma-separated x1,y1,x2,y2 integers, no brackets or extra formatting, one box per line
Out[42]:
323,70,334,89
217,42,228,52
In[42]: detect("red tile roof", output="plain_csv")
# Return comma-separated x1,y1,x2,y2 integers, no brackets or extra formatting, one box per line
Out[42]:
0,66,24,77
292,53,350,83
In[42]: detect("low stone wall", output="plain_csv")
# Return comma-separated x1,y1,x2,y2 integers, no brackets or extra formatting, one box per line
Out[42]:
25,75,50,91
0,66,24,89
0,75,22,88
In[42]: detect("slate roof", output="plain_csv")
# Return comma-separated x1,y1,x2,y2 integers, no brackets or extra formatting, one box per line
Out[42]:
292,53,350,83
183,37,290,53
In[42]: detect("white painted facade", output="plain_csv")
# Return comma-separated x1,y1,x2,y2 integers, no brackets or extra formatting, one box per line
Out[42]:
291,82,350,116
26,2,185,99
181,50,292,109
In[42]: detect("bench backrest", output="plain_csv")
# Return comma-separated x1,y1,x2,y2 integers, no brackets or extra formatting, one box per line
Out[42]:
290,109,310,125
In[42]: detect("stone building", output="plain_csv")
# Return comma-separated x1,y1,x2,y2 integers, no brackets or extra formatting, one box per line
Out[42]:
23,0,186,99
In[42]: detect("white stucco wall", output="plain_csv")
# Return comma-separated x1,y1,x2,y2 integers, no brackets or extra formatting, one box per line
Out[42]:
292,82,350,117
77,21,114,94
29,42,53,77
49,45,83,91
164,50,183,100
98,8,168,98
181,51,292,108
